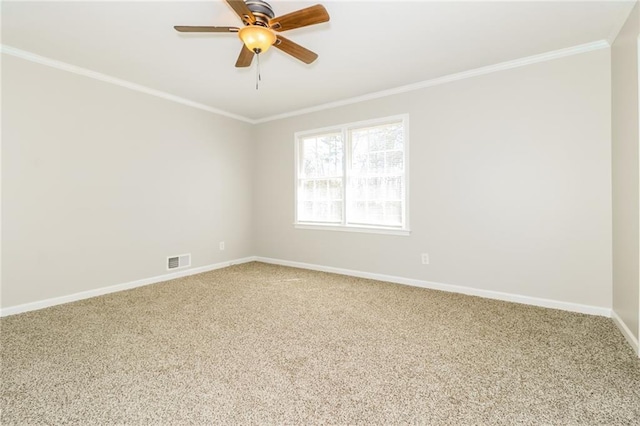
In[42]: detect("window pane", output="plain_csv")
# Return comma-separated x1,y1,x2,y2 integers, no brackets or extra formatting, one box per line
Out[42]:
330,201,342,222
369,177,383,199
316,180,328,198
298,177,343,223
300,201,314,221
352,201,367,223
329,179,342,199
300,134,343,178
300,180,315,200
353,177,366,199
367,152,385,174
347,119,405,228
367,201,384,222
297,132,344,224
385,176,402,200
387,124,404,150
369,129,385,151
384,202,403,225
386,151,404,172
351,145,368,174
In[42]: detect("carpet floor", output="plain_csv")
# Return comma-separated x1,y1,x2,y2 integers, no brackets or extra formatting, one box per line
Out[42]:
1,262,639,424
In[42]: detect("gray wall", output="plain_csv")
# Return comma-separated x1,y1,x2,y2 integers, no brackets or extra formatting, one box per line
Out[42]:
253,48,613,310
2,46,616,316
2,55,254,308
612,3,640,347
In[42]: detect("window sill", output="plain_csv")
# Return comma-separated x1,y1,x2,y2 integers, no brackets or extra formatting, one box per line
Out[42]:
294,223,411,236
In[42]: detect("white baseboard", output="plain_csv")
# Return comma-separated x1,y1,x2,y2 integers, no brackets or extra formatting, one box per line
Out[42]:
0,256,257,317
612,310,640,357
255,257,612,318
1,255,614,322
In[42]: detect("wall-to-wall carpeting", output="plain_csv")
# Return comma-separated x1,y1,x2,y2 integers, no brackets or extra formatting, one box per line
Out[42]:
2,262,639,424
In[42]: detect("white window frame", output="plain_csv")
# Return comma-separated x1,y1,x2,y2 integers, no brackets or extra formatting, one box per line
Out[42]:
294,114,410,236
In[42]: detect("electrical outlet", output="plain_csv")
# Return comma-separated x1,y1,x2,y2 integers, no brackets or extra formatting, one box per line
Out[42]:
421,253,429,265
219,241,225,251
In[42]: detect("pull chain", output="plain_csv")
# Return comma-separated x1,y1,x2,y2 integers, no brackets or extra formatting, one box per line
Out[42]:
255,53,262,90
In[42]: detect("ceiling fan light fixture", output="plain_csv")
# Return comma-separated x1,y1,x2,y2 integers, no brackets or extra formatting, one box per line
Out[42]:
238,25,276,54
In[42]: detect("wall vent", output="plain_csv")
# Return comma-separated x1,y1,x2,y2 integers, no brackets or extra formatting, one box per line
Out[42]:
167,253,191,270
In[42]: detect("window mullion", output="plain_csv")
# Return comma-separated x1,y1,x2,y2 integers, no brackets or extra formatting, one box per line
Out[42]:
342,127,349,226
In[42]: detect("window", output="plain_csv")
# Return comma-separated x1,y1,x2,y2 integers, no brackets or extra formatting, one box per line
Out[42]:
295,115,409,235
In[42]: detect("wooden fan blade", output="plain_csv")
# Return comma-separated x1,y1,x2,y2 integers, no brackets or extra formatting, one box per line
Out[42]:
174,26,239,33
269,4,329,32
226,0,256,24
235,45,255,67
274,35,318,64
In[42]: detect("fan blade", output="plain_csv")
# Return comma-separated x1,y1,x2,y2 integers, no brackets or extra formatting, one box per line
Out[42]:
226,0,256,24
269,4,329,32
174,26,239,33
235,45,255,67
274,35,318,64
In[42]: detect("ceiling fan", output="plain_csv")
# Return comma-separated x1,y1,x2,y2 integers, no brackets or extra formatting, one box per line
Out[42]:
174,0,330,67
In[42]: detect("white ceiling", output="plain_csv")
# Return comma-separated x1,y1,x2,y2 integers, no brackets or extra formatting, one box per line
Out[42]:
2,1,635,121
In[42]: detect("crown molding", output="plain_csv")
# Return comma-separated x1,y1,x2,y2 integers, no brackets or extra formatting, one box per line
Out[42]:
606,0,638,44
2,40,609,125
0,44,255,124
254,39,610,124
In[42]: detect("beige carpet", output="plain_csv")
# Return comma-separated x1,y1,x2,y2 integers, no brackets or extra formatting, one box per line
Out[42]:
1,262,639,425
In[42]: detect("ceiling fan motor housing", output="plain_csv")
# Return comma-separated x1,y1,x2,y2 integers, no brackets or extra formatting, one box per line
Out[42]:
245,0,275,25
